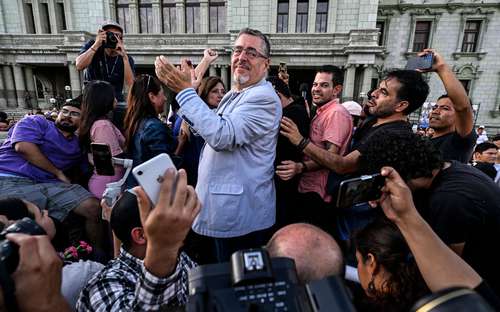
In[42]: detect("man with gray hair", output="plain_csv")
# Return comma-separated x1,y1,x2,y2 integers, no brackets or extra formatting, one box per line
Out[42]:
266,223,344,284
155,28,281,262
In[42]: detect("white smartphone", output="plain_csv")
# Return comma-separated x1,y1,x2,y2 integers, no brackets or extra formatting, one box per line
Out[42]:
132,153,177,205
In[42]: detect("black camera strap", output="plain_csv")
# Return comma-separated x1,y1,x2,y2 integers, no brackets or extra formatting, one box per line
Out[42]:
0,261,18,312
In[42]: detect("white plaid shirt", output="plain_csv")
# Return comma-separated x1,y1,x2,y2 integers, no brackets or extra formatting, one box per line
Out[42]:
76,248,196,311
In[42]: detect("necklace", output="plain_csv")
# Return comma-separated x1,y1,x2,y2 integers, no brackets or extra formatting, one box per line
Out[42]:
104,52,119,78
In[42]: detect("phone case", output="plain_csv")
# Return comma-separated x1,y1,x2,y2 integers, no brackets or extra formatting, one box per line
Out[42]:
132,153,177,205
405,53,433,71
336,174,385,209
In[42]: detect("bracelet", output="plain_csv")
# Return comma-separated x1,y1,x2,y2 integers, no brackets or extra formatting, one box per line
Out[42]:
300,161,308,173
297,137,310,152
90,47,97,52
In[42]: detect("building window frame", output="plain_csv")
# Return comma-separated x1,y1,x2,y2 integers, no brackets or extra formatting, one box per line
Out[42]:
55,0,67,31
139,0,153,33
277,0,289,33
453,64,480,99
295,0,308,33
162,0,177,33
209,0,226,33
406,12,441,55
375,20,389,47
22,0,36,34
185,0,201,34
461,20,482,53
453,10,492,60
315,0,328,33
116,0,131,33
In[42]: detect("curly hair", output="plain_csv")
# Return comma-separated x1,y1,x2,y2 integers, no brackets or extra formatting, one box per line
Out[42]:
355,217,429,311
359,130,443,181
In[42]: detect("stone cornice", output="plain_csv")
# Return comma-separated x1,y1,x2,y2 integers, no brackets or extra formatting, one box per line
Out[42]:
378,2,499,15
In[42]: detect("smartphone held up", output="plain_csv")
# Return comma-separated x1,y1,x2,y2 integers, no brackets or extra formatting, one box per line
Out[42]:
132,153,177,206
336,174,386,210
405,52,433,71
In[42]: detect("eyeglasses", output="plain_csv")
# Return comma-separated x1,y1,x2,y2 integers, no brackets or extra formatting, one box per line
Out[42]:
60,108,81,118
232,46,268,59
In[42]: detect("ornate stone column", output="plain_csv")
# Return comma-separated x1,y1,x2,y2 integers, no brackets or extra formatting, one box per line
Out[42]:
152,0,162,33
361,65,373,98
209,65,217,77
2,66,16,108
0,66,7,108
13,65,27,108
68,62,81,98
130,0,140,33
220,65,229,89
343,64,356,101
200,0,209,33
176,0,185,33
24,66,37,109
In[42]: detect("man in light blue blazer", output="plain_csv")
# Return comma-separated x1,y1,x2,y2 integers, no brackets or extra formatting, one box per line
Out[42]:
155,28,282,261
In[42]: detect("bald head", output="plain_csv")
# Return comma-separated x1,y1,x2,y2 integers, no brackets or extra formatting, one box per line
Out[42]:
266,223,344,284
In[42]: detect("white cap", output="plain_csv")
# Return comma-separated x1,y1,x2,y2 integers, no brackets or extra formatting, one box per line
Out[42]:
342,101,362,116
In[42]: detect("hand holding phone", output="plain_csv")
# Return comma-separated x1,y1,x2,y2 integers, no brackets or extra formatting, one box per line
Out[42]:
91,143,115,176
405,53,433,71
132,153,177,205
336,174,386,210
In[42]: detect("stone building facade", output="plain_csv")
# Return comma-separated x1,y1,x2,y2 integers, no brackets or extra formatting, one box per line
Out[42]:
0,0,498,128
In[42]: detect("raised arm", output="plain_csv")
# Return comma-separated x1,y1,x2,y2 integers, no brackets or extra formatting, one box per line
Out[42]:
76,29,106,71
420,49,474,137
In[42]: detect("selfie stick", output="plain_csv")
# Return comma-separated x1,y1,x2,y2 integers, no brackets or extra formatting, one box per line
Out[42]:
102,157,133,207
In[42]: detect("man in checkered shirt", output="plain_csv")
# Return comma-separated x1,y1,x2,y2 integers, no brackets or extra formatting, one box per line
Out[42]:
76,169,200,311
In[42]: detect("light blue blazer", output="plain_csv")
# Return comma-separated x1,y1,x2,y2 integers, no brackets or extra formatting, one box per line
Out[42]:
176,79,282,237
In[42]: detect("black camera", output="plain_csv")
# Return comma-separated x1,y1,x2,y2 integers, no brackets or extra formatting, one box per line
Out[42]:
186,248,355,311
0,218,46,274
103,31,118,49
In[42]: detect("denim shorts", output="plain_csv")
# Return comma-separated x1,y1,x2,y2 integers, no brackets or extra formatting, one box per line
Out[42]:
0,177,94,221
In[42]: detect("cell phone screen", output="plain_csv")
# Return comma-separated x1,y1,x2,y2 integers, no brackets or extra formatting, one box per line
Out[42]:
405,53,433,71
336,174,385,209
91,143,115,176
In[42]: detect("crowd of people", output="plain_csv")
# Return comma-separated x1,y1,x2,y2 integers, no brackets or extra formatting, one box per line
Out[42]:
0,21,498,312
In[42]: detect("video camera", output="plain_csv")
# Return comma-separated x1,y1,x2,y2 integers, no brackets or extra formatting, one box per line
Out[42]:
103,31,119,49
186,248,355,312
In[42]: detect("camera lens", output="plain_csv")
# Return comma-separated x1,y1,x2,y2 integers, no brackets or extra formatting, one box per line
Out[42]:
137,171,143,176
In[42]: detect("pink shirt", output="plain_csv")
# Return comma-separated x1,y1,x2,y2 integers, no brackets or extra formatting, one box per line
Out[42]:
88,119,126,198
298,99,353,202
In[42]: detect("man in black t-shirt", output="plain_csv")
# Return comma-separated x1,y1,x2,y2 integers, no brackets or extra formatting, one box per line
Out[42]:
422,50,476,163
267,76,310,227
360,131,500,295
281,69,429,175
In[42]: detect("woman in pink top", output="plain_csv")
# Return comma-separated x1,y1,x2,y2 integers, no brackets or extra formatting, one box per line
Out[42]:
79,81,125,198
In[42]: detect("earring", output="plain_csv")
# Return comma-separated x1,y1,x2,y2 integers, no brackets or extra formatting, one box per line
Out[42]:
367,276,376,295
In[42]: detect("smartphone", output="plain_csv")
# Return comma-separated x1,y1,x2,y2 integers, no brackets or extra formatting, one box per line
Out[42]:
405,53,433,71
279,62,287,73
91,143,115,176
336,174,385,210
132,153,177,205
